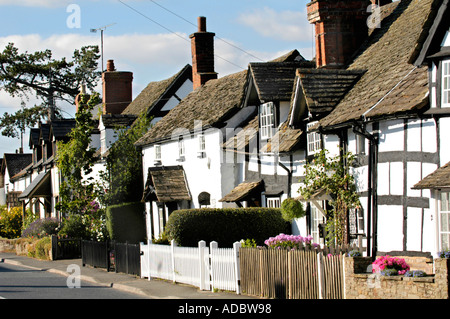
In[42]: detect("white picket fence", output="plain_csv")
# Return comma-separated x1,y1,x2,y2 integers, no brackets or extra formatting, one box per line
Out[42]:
140,240,241,293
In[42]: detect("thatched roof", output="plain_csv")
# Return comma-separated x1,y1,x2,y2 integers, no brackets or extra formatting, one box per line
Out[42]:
318,0,435,129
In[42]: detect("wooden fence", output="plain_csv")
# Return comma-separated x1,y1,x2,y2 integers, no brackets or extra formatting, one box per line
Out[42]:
240,244,360,299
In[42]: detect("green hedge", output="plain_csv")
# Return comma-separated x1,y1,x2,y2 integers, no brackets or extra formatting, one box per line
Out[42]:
106,202,146,244
165,208,290,247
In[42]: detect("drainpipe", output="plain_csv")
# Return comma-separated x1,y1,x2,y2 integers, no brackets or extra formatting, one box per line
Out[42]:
352,124,378,260
278,161,292,198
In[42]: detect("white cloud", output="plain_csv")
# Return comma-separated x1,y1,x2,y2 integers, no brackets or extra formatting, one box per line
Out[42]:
237,7,313,43
0,0,72,7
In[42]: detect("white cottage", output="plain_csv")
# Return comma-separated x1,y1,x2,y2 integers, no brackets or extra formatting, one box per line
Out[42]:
306,0,450,257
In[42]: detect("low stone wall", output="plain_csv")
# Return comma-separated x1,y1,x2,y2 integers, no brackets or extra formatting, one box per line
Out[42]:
344,257,449,299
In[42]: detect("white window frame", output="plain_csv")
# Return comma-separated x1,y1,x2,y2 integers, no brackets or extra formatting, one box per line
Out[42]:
439,191,450,250
197,134,206,158
442,60,450,107
307,122,322,155
260,102,275,140
177,138,185,161
266,197,281,208
154,144,161,164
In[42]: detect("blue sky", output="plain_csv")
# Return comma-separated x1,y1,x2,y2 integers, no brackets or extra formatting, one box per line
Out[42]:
0,0,314,155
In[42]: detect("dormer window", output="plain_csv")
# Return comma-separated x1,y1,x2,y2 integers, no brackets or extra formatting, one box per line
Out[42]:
442,60,450,107
260,102,275,140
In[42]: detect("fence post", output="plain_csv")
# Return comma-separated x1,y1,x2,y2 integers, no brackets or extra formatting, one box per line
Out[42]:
209,241,218,291
171,239,177,283
233,241,241,295
51,235,58,261
199,240,207,290
317,252,323,299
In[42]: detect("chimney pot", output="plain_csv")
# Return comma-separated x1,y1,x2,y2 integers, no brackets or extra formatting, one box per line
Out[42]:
106,60,115,72
198,16,207,32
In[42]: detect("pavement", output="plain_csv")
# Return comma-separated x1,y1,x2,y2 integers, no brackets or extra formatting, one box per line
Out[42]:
0,252,257,300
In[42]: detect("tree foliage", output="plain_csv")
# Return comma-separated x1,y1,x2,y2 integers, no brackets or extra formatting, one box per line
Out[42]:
99,113,151,206
55,93,100,215
299,149,360,245
0,43,100,104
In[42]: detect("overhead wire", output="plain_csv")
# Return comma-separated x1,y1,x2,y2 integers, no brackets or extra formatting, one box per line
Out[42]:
117,0,249,70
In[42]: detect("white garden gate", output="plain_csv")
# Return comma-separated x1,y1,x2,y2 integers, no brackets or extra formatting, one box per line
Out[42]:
140,240,241,293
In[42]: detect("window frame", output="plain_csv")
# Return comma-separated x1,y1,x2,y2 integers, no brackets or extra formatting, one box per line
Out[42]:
266,197,281,208
439,191,450,250
306,122,322,155
442,59,450,108
177,138,185,161
154,144,162,164
260,102,275,140
197,134,206,158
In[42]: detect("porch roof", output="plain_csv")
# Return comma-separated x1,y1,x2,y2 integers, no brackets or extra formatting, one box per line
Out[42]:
219,180,263,203
18,170,51,200
413,161,450,190
142,166,191,203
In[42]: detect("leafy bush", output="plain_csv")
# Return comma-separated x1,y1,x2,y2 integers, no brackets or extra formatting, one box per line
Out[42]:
27,237,52,260
0,206,23,239
438,249,450,259
347,250,362,257
21,217,59,238
165,208,289,247
58,214,90,239
280,198,305,221
106,202,146,244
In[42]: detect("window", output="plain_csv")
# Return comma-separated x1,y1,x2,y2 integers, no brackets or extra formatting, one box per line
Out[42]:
260,102,275,139
154,144,161,164
440,192,450,250
266,197,281,208
310,202,325,245
198,134,206,157
307,122,322,155
442,60,450,107
178,138,185,160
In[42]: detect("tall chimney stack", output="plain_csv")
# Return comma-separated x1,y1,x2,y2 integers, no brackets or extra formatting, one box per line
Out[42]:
102,59,133,114
307,0,371,69
190,17,217,90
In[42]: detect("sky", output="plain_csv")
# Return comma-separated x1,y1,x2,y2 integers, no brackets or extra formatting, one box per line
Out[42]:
0,0,315,156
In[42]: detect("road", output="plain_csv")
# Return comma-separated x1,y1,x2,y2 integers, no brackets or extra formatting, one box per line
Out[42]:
0,261,149,299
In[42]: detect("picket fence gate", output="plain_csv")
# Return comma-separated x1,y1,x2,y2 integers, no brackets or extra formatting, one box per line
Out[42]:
140,240,241,294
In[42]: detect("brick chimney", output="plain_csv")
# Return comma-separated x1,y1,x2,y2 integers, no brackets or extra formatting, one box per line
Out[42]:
102,59,133,114
307,0,371,69
190,17,217,90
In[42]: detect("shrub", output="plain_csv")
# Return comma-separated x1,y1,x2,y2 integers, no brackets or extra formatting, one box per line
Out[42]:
106,202,146,244
280,198,305,221
372,255,410,275
165,208,289,247
58,214,89,239
21,218,60,239
264,233,319,250
0,206,23,239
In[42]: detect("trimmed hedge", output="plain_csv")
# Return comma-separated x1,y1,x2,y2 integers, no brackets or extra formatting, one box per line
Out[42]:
165,208,290,247
106,202,146,244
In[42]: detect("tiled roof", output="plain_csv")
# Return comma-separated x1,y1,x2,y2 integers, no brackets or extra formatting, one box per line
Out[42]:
142,166,191,202
413,161,450,189
2,153,32,178
318,0,435,129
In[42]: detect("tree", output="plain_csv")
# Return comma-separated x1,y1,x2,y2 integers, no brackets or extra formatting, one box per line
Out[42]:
0,42,100,120
299,149,360,246
99,113,152,206
0,102,47,150
55,93,100,215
